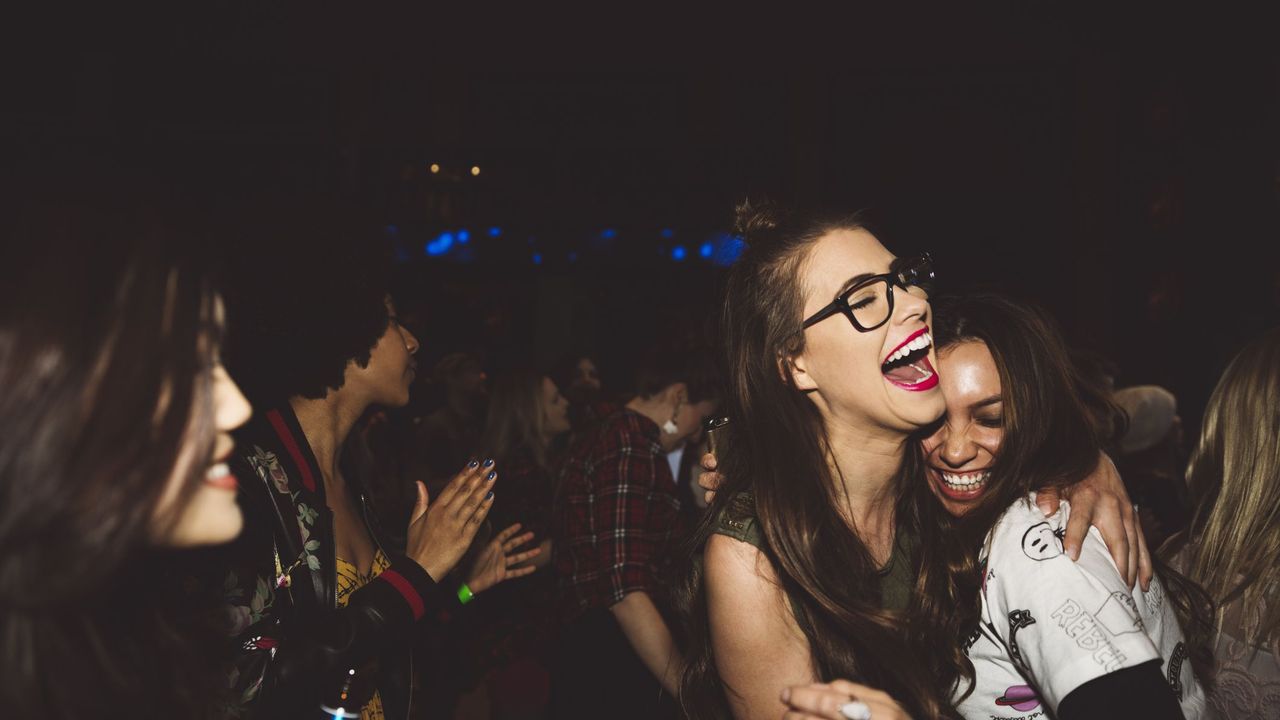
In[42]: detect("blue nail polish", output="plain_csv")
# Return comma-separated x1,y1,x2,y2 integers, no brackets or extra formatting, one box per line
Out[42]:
485,490,494,500
467,459,479,469
486,470,497,481
483,458,495,468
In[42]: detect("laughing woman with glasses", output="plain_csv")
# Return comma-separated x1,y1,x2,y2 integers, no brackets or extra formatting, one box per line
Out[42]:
674,202,1146,720
782,296,1214,720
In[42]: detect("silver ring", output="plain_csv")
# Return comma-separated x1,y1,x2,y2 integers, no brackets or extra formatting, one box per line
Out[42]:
840,700,872,720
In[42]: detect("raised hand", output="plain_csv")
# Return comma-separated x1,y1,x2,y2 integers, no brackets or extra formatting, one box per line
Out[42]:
405,460,497,581
464,522,542,594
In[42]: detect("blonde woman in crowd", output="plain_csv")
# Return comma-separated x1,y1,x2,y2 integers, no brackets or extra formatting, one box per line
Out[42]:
1167,326,1280,719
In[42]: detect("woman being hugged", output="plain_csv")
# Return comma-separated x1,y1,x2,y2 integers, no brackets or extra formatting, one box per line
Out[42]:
785,294,1213,720
680,204,1148,720
687,207,1036,719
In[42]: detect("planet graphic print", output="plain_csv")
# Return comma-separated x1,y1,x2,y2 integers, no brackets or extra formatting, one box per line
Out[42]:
994,684,1040,711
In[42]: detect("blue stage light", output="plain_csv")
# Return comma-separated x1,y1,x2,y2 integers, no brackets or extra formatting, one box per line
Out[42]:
660,228,674,239
457,229,470,244
600,228,618,240
488,227,502,238
710,233,746,266
425,232,455,256
699,242,713,258
532,252,543,265
672,246,687,261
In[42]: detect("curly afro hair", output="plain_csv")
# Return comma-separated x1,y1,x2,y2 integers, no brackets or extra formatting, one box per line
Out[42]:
221,193,392,406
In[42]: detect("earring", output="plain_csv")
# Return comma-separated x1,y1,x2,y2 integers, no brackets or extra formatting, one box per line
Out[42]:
662,397,682,435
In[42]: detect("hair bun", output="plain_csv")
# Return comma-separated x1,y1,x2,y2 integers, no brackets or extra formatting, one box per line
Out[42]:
732,198,780,238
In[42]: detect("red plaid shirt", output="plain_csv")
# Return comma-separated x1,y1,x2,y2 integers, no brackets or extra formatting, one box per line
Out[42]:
553,408,687,622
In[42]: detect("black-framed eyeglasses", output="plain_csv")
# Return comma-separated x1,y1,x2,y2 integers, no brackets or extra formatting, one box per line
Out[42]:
801,253,935,332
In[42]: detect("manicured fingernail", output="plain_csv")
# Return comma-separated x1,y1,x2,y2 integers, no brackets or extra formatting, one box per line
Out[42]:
482,458,494,467
485,490,494,500
467,459,479,468
486,470,497,481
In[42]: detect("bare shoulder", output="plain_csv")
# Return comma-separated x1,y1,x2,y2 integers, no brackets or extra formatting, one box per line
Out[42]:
705,533,800,638
705,525,815,718
705,533,778,590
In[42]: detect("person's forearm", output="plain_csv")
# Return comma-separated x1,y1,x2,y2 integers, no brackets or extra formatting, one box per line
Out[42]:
609,590,684,695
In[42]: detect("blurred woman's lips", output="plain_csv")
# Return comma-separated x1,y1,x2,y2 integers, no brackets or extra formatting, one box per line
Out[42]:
204,462,237,491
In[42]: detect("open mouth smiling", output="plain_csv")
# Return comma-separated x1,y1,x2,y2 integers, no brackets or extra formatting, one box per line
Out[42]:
881,328,938,391
930,467,990,500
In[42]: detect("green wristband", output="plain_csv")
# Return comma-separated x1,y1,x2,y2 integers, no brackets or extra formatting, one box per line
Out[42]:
456,583,475,605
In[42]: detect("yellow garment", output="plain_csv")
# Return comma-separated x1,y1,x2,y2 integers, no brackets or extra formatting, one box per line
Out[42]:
335,549,391,720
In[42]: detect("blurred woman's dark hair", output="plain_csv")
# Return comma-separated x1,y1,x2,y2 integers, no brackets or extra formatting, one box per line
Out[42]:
220,192,393,407
930,293,1214,693
632,340,720,405
550,349,600,394
675,200,963,720
0,181,229,718
1068,347,1127,453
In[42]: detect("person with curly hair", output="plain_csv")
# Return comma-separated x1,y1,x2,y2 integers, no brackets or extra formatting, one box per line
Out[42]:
212,195,538,719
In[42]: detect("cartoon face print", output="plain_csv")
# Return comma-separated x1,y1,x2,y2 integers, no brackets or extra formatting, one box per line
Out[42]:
1021,521,1066,561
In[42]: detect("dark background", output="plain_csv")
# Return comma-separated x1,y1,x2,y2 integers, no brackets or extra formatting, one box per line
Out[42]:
4,8,1278,435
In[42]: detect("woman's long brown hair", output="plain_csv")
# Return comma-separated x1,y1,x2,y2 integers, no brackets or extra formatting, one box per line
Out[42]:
480,368,556,470
674,202,967,720
0,183,230,719
930,294,1215,696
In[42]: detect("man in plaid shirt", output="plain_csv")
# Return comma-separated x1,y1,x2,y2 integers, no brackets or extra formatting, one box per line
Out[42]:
550,350,718,719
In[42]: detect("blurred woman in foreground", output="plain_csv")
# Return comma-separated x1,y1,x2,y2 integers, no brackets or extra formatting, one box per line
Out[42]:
0,185,252,719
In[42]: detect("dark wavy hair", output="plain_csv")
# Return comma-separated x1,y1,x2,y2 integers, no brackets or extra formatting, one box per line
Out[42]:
633,341,720,405
0,186,229,718
221,193,392,406
930,293,1215,696
675,201,965,720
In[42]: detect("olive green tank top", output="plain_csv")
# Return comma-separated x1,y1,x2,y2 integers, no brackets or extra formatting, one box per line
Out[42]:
711,491,916,612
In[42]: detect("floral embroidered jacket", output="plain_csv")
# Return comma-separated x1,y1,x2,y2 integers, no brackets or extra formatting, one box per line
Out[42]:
210,403,451,719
